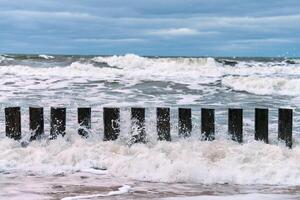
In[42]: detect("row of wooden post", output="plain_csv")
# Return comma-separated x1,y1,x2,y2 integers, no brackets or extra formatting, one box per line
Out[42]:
4,107,293,148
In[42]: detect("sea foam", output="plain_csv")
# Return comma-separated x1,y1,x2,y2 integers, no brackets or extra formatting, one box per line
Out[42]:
1,132,300,185
61,185,131,200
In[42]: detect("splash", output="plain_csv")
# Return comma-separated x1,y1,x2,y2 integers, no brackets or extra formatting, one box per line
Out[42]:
0,132,299,185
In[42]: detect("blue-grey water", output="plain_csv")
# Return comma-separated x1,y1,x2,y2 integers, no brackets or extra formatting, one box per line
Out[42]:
0,54,300,199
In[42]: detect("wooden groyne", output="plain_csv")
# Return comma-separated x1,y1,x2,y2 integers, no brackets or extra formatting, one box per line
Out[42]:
3,107,293,148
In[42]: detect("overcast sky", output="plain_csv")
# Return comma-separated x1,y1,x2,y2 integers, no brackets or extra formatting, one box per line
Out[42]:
0,0,299,57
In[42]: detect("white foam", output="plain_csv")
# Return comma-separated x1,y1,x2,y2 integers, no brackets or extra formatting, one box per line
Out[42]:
222,76,300,96
0,55,13,63
0,62,116,78
92,54,223,86
1,134,300,185
61,185,131,200
38,54,54,59
80,168,107,175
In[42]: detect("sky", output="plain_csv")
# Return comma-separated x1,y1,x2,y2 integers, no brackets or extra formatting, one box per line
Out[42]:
0,0,300,57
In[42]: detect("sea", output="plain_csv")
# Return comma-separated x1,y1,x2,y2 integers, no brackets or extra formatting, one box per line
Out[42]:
0,54,300,199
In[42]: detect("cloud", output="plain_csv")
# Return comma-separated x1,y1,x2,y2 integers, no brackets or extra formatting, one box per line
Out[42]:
0,0,300,56
0,10,96,21
147,28,200,37
214,37,299,53
74,38,146,44
232,38,297,44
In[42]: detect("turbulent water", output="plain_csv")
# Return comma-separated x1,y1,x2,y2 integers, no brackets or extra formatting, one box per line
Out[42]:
1,54,300,199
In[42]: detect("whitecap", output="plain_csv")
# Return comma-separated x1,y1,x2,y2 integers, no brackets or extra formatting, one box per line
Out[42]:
38,54,54,59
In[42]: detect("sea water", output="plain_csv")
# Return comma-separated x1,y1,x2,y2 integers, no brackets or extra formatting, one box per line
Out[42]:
0,54,300,199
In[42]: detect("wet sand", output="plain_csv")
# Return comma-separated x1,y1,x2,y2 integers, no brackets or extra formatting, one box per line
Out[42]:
1,171,300,200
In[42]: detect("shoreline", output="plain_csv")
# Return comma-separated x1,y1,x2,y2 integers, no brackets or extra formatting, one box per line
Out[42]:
1,171,300,200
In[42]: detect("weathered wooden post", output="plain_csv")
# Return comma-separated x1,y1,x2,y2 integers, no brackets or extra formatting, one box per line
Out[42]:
131,107,146,143
5,107,21,140
29,107,44,140
278,108,293,148
201,108,215,140
78,107,91,138
255,108,268,143
178,108,192,137
103,107,120,141
228,108,243,143
50,107,66,139
157,107,171,141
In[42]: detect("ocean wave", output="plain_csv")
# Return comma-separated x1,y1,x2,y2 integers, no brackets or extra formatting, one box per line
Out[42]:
0,55,14,63
0,56,4,63
38,54,55,59
1,54,300,97
93,54,300,69
92,54,221,71
0,56,222,87
0,134,299,185
92,54,300,77
1,54,299,81
222,76,300,96
0,62,118,79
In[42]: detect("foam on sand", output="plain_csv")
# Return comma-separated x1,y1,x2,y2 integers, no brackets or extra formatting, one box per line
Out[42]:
61,185,131,200
163,193,298,200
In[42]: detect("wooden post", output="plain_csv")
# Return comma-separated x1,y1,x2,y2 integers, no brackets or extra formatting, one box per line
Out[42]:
131,108,146,143
201,108,215,140
228,108,243,143
255,108,268,143
178,108,192,137
29,107,44,140
50,107,66,139
78,107,91,138
157,107,171,141
278,108,293,148
103,107,120,141
5,107,21,140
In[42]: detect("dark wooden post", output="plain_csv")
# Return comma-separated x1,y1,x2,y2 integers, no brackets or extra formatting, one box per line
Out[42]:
278,108,293,148
255,108,268,143
103,107,120,141
50,107,66,139
78,107,91,138
201,108,215,140
228,108,243,143
5,107,21,140
157,107,171,141
29,107,44,140
131,108,146,143
178,108,192,137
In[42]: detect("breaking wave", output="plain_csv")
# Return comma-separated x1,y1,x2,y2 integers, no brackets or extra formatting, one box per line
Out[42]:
222,76,300,96
38,54,55,59
0,133,299,185
0,54,299,109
